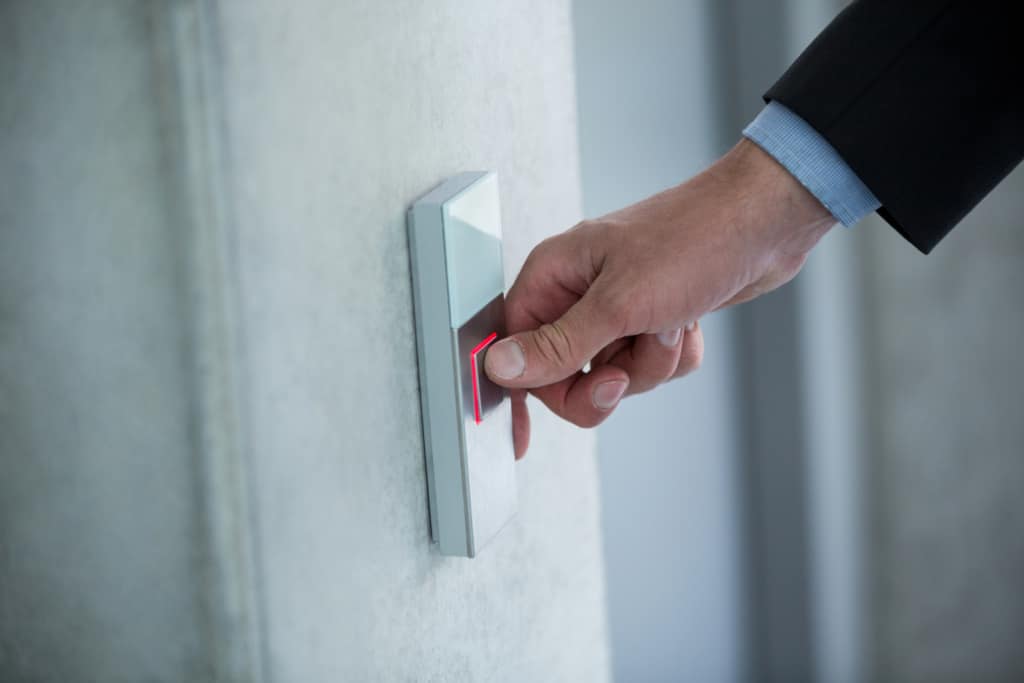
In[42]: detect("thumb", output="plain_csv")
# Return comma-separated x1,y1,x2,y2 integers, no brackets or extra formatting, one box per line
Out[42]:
485,288,620,389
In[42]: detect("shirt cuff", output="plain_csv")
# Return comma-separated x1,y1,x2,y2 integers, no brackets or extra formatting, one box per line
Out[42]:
742,102,880,227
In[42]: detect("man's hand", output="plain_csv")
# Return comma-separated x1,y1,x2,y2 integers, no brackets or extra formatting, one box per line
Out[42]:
485,139,835,458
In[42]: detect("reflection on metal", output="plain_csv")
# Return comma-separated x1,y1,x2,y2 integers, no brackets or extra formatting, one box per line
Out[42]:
408,172,517,558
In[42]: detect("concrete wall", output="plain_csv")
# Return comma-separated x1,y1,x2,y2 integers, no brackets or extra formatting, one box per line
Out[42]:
1,1,611,681
862,166,1024,682
216,1,610,680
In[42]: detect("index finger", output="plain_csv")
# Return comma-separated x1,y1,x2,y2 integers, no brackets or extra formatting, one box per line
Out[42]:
528,359,630,429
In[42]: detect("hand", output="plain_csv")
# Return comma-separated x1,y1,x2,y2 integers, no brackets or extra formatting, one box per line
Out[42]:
486,139,835,458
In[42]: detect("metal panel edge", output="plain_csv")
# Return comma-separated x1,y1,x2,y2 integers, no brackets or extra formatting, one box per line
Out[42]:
408,198,469,556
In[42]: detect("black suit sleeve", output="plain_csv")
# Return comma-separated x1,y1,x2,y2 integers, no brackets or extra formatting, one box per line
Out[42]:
765,1,1023,253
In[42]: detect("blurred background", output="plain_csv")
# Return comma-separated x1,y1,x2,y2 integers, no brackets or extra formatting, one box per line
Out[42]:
581,1,1024,682
3,1,1022,682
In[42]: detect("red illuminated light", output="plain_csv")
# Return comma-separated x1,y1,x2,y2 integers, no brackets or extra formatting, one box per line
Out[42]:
469,332,498,424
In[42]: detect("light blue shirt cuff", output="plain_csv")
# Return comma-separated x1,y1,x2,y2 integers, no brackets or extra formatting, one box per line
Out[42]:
743,102,880,227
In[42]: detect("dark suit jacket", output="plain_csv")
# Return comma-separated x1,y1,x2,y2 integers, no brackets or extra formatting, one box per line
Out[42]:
766,1,1023,253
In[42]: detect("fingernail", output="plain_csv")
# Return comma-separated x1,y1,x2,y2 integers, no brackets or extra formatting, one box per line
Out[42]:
485,339,526,379
593,380,627,410
685,320,697,332
657,328,682,347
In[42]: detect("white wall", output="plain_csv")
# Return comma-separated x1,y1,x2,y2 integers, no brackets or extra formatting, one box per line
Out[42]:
216,1,611,680
1,1,612,681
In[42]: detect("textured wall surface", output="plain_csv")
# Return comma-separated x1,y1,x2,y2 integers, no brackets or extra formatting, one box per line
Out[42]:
214,1,611,681
2,1,611,681
863,166,1024,682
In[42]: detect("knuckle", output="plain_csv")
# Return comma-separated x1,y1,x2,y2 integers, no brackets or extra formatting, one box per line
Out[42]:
628,339,679,390
530,234,562,261
678,344,704,374
633,364,671,392
568,217,600,235
632,375,666,395
655,363,677,385
568,410,605,429
518,238,558,280
533,321,576,369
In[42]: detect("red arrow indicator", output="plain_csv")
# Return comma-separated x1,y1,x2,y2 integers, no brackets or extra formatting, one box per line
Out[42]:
469,332,498,424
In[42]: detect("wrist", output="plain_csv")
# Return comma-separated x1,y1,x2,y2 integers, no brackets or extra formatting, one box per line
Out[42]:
715,138,834,260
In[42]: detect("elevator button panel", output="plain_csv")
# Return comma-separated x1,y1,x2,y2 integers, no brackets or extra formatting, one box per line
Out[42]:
407,171,516,558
